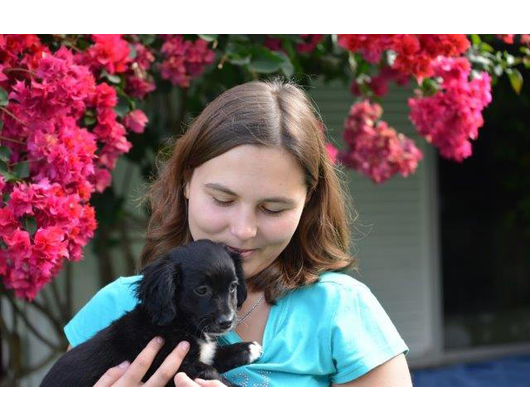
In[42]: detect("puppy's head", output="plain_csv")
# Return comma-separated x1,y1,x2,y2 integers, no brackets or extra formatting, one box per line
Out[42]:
136,240,247,335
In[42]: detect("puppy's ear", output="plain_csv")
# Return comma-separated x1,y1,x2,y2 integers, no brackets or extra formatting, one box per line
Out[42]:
226,249,247,309
136,257,180,326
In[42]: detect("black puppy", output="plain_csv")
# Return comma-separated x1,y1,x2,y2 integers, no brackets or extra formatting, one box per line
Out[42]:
41,239,262,386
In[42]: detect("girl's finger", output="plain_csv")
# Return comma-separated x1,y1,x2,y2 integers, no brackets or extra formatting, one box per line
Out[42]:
174,372,201,387
93,361,130,387
143,341,190,387
114,336,165,386
194,378,228,387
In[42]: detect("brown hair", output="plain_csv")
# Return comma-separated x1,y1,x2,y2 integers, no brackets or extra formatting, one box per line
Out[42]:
138,78,358,304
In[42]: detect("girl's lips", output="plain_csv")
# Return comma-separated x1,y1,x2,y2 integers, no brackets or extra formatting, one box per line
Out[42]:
227,246,255,252
226,245,256,258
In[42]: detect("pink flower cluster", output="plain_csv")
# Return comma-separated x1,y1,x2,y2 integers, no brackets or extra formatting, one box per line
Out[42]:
160,35,216,88
496,34,530,45
408,57,492,162
124,109,149,133
0,35,139,299
497,34,515,44
79,34,131,75
0,34,48,71
125,41,156,99
0,179,96,299
339,100,423,183
338,34,470,79
297,35,324,53
263,35,324,54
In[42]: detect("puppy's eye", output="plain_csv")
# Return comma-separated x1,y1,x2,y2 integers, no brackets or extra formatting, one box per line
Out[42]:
229,281,238,292
194,286,210,296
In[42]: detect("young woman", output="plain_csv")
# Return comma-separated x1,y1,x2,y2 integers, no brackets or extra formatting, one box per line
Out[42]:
63,79,411,387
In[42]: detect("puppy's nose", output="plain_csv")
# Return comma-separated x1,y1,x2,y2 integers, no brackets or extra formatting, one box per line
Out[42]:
215,315,234,330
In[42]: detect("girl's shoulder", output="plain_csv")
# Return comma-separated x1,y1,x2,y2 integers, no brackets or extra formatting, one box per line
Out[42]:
287,271,370,304
64,275,142,347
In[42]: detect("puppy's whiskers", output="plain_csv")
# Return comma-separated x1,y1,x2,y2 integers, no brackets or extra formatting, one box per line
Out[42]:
196,317,212,338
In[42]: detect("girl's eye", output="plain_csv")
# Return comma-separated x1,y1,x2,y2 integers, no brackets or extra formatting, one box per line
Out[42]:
212,197,285,216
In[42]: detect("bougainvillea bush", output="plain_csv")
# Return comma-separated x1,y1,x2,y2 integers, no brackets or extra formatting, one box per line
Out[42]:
0,34,528,304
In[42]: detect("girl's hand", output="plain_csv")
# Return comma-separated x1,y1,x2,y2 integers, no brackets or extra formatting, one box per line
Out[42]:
94,337,190,387
174,373,227,387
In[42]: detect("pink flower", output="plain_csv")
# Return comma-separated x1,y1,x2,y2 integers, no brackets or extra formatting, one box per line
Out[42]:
296,35,323,54
263,37,283,51
339,100,423,183
160,35,215,88
338,34,470,79
125,42,156,99
84,34,131,74
123,109,149,134
496,34,514,44
326,143,339,164
125,74,156,99
0,64,7,83
0,37,131,299
409,57,492,161
91,82,118,110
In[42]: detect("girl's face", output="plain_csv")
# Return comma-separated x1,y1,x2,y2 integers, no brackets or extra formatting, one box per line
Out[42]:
184,145,308,280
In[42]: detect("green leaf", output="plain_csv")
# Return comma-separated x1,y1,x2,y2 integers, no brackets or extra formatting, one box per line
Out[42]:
470,34,481,46
226,42,252,66
281,61,294,78
0,146,11,162
138,34,156,46
493,64,504,77
0,161,18,182
504,52,515,66
101,69,121,84
0,86,8,107
248,46,285,73
507,68,523,94
114,95,130,118
275,52,294,78
128,43,137,60
23,216,37,236
420,78,441,96
348,52,357,73
229,34,249,42
84,115,97,126
13,161,29,179
198,35,218,42
479,42,494,53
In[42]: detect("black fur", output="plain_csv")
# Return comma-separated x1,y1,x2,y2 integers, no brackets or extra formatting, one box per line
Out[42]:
40,240,260,387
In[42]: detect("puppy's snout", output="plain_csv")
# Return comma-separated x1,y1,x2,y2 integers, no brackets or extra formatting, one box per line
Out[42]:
215,314,234,330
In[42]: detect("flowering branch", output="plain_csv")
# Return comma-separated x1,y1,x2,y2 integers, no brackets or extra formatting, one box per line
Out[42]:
0,107,29,128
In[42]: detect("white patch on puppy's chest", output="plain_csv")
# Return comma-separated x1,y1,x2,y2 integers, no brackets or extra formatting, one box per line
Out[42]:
198,339,217,365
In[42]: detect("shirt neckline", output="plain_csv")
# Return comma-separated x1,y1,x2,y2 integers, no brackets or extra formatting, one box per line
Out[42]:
220,290,291,351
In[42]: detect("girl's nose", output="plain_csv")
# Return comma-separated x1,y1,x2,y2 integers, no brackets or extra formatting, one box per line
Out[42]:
230,207,257,240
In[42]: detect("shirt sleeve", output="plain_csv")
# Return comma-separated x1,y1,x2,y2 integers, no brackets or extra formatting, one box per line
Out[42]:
64,276,140,347
329,282,409,384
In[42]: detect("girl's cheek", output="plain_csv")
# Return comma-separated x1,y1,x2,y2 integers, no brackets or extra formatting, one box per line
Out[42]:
197,210,227,233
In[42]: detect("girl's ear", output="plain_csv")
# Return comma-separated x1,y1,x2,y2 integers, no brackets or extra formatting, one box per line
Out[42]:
226,248,247,309
135,258,181,326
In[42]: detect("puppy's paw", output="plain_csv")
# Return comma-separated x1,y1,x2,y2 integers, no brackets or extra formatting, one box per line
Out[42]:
247,341,262,363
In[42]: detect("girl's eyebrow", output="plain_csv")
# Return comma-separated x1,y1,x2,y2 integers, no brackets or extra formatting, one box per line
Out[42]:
204,182,296,205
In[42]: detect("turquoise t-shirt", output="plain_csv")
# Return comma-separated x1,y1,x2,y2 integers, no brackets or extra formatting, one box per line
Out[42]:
64,271,409,387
